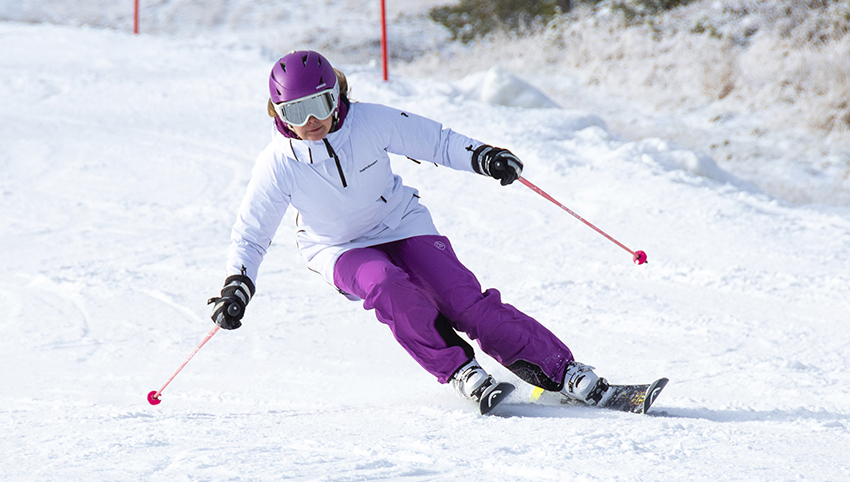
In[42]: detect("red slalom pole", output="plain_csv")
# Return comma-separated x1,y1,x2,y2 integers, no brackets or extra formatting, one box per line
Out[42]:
134,0,139,34
147,325,220,405
518,177,648,265
380,0,388,81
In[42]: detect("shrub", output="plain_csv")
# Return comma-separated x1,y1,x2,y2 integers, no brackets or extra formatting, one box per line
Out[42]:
429,0,572,43
429,0,702,42
609,0,697,24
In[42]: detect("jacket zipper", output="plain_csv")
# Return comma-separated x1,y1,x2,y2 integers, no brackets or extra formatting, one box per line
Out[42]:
323,139,347,188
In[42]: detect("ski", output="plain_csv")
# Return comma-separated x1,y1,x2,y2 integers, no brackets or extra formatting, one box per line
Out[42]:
530,377,669,414
596,377,668,414
480,381,515,415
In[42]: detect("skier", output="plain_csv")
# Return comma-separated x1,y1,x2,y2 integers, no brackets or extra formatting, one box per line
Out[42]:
208,50,608,410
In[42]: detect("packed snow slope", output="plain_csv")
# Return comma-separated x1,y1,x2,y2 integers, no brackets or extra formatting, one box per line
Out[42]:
2,21,850,482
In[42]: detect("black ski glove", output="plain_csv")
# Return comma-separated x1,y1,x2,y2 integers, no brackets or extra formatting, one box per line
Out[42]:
471,145,524,186
208,274,255,330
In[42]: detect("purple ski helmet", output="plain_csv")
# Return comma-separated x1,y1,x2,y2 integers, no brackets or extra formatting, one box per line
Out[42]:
269,50,337,104
269,50,347,137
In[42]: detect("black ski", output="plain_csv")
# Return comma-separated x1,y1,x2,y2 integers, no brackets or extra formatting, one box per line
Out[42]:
480,382,515,415
529,377,669,414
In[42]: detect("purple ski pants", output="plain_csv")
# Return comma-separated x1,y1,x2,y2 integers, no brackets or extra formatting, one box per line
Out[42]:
333,235,574,388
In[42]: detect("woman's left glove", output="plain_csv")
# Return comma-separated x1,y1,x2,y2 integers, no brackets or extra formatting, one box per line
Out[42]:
207,274,255,330
471,145,524,186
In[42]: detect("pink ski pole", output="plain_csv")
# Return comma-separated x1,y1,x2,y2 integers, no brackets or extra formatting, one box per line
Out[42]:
147,325,221,405
518,177,648,265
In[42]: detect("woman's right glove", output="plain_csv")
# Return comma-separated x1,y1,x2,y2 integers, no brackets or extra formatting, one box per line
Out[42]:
208,274,255,330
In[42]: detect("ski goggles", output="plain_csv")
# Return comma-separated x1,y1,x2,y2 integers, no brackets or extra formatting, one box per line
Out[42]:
272,85,339,127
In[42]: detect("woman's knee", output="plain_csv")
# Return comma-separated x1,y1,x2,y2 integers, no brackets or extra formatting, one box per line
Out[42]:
357,259,407,294
440,288,507,329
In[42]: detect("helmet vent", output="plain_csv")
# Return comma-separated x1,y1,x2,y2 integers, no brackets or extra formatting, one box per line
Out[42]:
302,54,308,66
279,60,286,72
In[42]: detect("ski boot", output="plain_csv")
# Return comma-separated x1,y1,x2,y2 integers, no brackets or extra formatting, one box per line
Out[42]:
451,359,514,415
560,361,610,406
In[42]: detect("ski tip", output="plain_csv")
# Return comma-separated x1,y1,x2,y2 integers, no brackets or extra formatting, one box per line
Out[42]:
480,382,515,415
641,378,669,414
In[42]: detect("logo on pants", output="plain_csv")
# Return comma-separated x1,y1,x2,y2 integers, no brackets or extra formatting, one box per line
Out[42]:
434,241,446,251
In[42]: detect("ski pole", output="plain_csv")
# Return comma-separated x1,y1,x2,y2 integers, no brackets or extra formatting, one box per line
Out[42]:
147,324,221,405
518,177,648,265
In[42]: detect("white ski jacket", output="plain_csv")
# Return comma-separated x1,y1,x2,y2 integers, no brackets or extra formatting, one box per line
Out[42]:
226,102,484,288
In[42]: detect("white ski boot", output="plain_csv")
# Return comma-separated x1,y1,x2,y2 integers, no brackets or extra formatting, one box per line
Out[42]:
451,359,495,402
561,361,609,405
451,359,515,414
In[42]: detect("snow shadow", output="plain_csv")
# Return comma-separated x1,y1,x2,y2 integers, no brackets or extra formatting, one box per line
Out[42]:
650,407,850,426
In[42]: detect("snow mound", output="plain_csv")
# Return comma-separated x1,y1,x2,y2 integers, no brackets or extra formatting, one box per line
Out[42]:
455,67,559,109
627,138,732,182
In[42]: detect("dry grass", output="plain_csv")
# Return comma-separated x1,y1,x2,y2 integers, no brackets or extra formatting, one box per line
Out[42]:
398,0,850,203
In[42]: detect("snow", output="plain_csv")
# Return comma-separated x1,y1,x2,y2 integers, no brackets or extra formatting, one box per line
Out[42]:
2,2,850,481
457,67,561,109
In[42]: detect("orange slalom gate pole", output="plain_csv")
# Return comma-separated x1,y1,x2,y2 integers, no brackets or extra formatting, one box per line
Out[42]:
134,0,139,34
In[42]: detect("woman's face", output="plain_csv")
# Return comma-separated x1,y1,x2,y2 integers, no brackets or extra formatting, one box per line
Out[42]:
290,114,334,141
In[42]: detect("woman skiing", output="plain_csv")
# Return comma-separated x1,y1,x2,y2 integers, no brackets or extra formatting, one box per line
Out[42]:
208,50,608,410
